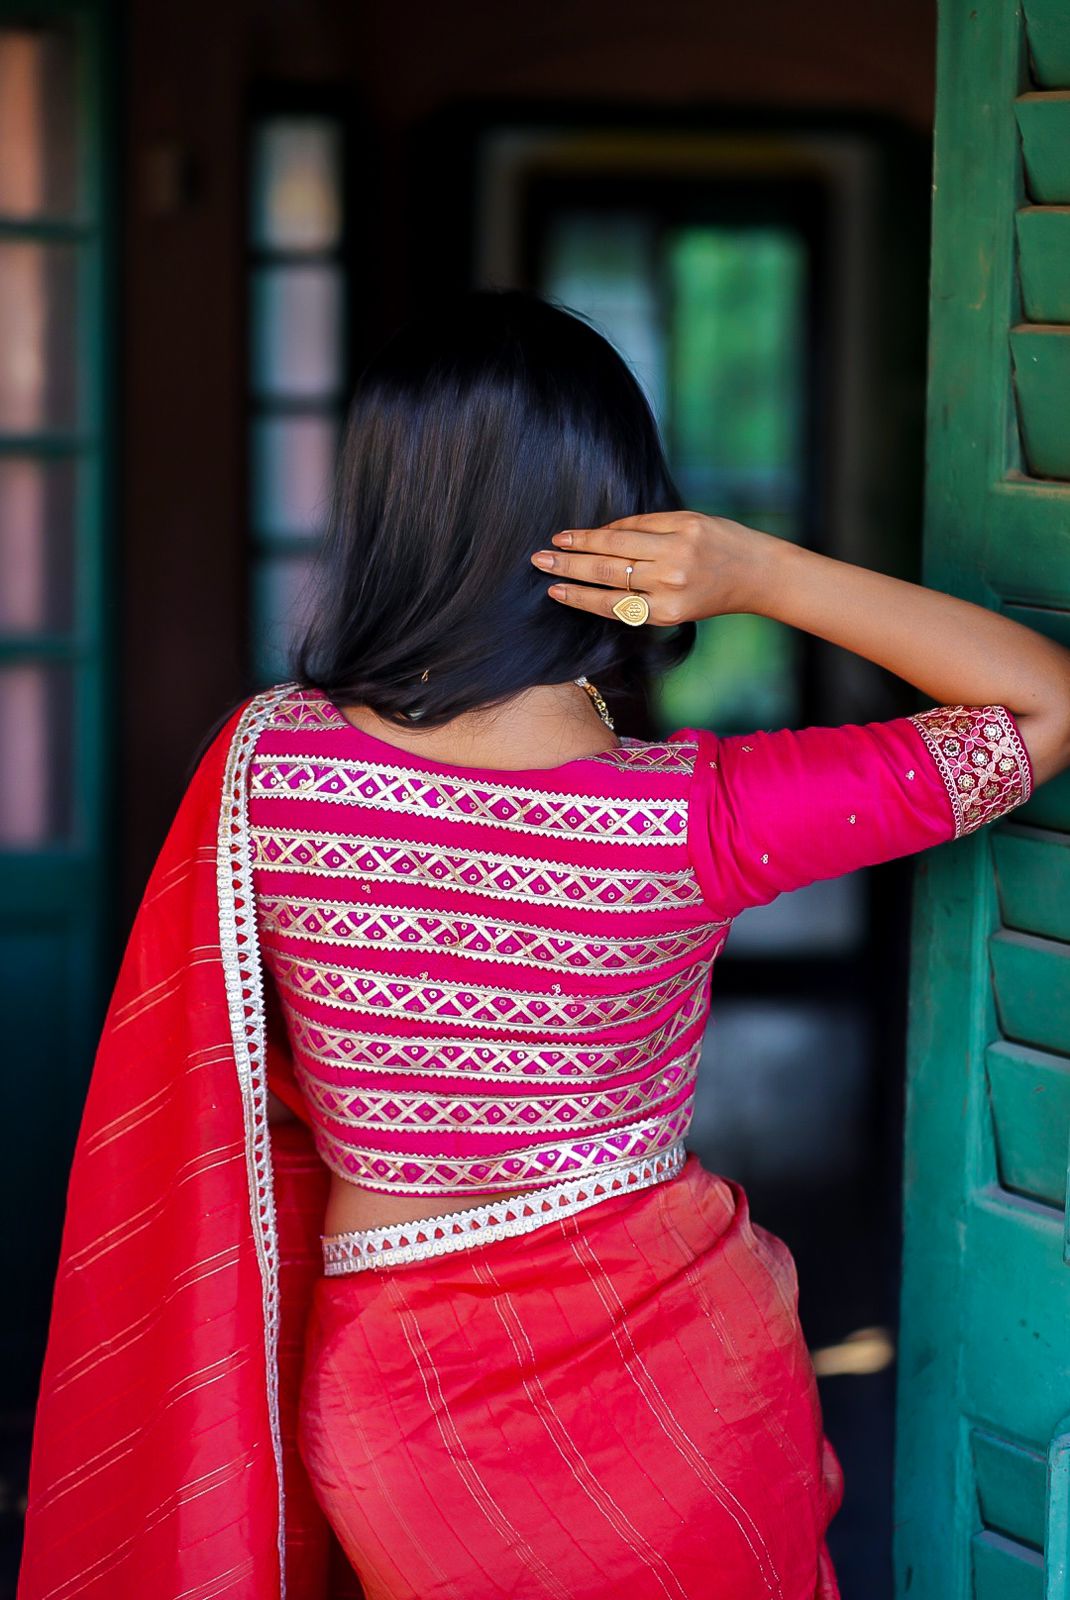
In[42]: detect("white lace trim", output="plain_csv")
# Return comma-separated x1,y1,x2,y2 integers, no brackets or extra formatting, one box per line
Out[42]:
322,1140,688,1274
217,681,295,1597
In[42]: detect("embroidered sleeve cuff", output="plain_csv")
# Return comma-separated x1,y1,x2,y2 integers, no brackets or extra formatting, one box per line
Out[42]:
907,705,1034,838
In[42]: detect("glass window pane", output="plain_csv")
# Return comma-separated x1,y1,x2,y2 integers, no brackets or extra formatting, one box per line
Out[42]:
0,242,78,430
0,25,79,219
252,552,319,684
251,414,338,541
689,1000,869,1185
0,662,74,846
540,212,665,418
251,118,342,253
667,227,806,540
0,457,77,632
250,264,344,400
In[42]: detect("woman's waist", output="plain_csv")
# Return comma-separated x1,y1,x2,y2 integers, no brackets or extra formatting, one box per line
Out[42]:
323,1169,551,1236
320,1139,690,1275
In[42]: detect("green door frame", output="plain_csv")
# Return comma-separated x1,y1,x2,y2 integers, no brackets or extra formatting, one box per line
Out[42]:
894,2,1070,1596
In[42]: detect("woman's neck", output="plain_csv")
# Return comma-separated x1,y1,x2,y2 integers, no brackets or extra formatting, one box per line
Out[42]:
336,679,618,769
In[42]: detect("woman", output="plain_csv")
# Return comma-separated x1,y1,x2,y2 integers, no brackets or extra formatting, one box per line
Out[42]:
18,289,1070,1600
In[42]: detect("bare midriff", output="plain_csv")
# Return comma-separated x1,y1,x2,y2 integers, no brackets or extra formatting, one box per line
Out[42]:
322,1171,560,1238
268,1090,557,1235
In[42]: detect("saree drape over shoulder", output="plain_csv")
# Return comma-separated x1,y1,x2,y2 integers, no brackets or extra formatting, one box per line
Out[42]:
17,685,1033,1600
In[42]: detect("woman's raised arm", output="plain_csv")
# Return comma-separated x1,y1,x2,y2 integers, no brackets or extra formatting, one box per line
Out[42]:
532,513,1070,788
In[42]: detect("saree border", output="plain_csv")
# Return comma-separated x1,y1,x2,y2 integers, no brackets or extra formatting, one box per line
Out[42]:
907,703,1033,837
216,679,298,1596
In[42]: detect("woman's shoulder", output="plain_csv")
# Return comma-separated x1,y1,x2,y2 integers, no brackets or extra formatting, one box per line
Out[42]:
588,728,705,779
248,683,707,787
256,681,340,732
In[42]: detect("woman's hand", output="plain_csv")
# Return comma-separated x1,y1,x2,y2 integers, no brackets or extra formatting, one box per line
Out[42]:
530,509,1070,786
529,512,781,625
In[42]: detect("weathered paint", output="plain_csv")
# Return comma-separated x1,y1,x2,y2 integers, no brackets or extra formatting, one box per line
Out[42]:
894,1,1070,1595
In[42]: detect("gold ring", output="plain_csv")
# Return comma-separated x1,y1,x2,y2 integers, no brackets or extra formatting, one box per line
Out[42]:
612,593,650,626
625,565,634,592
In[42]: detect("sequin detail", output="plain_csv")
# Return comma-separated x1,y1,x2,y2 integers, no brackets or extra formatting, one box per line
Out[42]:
908,704,1033,837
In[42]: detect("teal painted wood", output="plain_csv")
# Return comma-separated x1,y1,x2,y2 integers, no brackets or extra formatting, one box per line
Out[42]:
960,1190,1070,1443
972,1532,1044,1600
1002,605,1070,651
1015,94,1070,202
1010,327,1070,476
973,1428,1047,1551
1047,1418,1070,1598
1016,766,1070,832
989,929,1070,1055
1022,0,1070,86
992,826,1070,942
895,1,1070,1596
1016,209,1070,323
985,1042,1070,1209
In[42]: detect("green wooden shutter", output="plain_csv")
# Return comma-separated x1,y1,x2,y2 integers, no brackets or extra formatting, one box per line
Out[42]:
895,2,1070,1597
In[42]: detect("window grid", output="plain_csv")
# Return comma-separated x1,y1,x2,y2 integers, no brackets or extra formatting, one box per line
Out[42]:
247,111,348,686
0,4,112,857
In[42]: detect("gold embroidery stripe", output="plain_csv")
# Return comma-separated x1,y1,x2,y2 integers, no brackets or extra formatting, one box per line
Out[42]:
298,1048,700,1137
250,756,688,843
313,1104,693,1192
250,824,705,910
908,703,1033,838
283,979,710,1081
270,951,706,1033
258,893,725,974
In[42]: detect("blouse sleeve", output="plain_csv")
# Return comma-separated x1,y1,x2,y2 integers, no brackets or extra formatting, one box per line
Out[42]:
685,703,1034,920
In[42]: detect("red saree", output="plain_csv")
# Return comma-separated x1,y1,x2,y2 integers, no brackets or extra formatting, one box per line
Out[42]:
19,682,856,1599
18,686,344,1599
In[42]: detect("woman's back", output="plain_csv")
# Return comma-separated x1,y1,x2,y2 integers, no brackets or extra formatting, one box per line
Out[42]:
250,683,727,1236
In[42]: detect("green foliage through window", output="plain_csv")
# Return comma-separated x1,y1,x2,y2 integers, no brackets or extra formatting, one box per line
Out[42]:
542,214,808,735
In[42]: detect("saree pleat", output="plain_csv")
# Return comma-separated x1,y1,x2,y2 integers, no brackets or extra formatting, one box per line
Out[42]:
297,1153,843,1600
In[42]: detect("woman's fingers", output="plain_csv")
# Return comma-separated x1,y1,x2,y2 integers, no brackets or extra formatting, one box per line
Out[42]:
529,511,703,624
552,520,679,557
530,549,656,589
543,578,668,623
603,512,706,536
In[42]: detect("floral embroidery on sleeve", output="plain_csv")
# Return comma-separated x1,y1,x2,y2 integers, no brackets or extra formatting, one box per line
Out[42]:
908,705,1033,838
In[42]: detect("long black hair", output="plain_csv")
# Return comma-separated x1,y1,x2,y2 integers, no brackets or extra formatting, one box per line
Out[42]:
291,286,695,729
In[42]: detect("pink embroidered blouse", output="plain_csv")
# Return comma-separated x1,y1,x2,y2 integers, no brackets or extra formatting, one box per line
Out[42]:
248,686,1033,1198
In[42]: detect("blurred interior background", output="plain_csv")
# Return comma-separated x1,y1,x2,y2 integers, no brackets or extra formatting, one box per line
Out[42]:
0,1,938,1592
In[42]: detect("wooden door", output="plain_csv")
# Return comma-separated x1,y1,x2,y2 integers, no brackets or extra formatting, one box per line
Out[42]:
895,2,1070,1596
